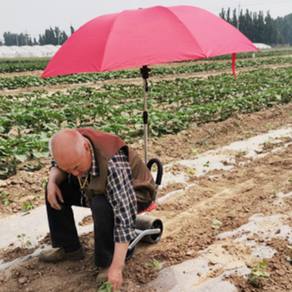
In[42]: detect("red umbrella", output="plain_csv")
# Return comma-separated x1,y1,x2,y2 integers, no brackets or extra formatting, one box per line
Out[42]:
42,5,258,161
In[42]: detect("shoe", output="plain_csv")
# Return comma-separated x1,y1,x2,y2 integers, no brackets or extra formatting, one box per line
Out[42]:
39,246,84,263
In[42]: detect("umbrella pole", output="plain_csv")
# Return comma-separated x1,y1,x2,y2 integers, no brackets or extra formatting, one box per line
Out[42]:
140,66,150,163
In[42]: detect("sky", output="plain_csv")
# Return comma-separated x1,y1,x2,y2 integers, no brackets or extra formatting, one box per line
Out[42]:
1,0,292,41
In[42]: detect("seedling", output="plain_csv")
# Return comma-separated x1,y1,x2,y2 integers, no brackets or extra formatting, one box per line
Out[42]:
203,161,210,168
97,279,120,292
234,120,241,127
286,245,292,263
235,149,248,158
0,191,8,199
0,191,13,205
188,167,195,175
42,178,48,189
212,219,223,229
244,131,253,137
180,233,187,248
247,262,270,287
22,201,34,212
262,140,274,150
33,195,40,201
190,148,200,155
145,259,161,269
17,233,31,249
3,198,13,205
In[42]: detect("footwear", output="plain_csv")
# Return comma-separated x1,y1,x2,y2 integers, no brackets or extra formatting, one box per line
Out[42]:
39,246,84,263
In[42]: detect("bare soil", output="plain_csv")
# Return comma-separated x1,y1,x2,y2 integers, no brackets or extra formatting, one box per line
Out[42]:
1,64,292,291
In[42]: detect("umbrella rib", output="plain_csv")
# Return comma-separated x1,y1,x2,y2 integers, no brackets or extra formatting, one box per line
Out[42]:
99,13,124,71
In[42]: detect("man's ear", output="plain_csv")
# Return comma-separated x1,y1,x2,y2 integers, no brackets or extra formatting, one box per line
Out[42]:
84,141,90,152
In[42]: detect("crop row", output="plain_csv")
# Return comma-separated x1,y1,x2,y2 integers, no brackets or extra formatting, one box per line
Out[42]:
0,65,291,178
1,48,292,74
0,58,50,73
0,57,291,90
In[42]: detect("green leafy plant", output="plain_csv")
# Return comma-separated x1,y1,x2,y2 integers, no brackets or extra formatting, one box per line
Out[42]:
0,191,13,205
188,168,195,175
97,280,120,292
203,161,210,168
1,55,292,178
145,259,162,269
247,262,270,287
190,148,200,155
212,219,223,229
286,245,292,263
22,201,34,212
17,233,31,249
3,197,13,205
234,120,241,127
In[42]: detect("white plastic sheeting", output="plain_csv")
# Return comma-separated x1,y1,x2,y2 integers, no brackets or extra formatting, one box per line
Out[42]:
253,43,272,49
0,43,274,58
0,45,61,58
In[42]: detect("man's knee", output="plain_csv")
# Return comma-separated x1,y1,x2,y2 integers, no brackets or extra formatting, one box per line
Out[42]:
91,195,113,217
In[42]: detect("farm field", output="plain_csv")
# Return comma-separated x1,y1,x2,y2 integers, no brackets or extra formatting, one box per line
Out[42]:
1,48,292,291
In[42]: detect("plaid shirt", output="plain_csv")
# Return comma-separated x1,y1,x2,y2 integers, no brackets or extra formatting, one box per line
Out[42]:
51,145,137,243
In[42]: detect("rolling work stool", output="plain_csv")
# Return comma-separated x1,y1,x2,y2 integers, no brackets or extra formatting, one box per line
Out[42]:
126,158,163,260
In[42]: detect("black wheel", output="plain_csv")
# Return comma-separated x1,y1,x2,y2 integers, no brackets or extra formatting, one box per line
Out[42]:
136,215,163,244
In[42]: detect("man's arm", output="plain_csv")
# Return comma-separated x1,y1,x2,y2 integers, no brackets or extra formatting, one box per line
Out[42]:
107,242,129,291
105,150,138,289
47,166,68,210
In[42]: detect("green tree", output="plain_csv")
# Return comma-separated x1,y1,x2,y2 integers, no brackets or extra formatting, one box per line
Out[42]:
231,8,238,29
3,32,33,46
264,12,281,45
70,25,75,35
241,9,254,41
39,27,68,45
253,11,265,43
219,8,226,20
276,14,292,45
226,8,231,23
219,7,291,45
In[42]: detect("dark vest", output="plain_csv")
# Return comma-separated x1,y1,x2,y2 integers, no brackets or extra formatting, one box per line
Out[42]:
76,128,155,203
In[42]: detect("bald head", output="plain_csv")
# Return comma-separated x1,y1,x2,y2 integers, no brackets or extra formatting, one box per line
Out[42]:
50,129,85,156
49,129,92,176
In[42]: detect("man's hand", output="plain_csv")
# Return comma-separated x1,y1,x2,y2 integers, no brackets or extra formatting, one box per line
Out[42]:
47,182,63,210
47,166,67,210
106,241,129,291
107,265,123,291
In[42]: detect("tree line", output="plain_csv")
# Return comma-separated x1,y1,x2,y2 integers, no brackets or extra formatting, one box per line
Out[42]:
1,9,292,47
0,26,75,46
220,8,292,46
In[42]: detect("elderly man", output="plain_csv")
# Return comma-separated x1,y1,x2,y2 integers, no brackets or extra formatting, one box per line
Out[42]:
39,128,155,291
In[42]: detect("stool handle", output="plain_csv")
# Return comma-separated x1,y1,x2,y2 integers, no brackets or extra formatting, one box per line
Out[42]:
147,158,163,185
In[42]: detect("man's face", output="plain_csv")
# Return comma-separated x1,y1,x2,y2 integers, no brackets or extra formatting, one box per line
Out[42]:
55,143,92,177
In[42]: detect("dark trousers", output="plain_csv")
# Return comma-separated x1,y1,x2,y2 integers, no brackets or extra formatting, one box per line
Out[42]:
45,179,151,267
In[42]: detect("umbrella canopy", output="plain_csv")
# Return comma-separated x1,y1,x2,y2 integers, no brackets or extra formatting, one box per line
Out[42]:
42,5,258,162
41,5,258,78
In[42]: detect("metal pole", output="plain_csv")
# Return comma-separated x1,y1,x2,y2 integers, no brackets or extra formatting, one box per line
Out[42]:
143,79,148,163
140,65,150,163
